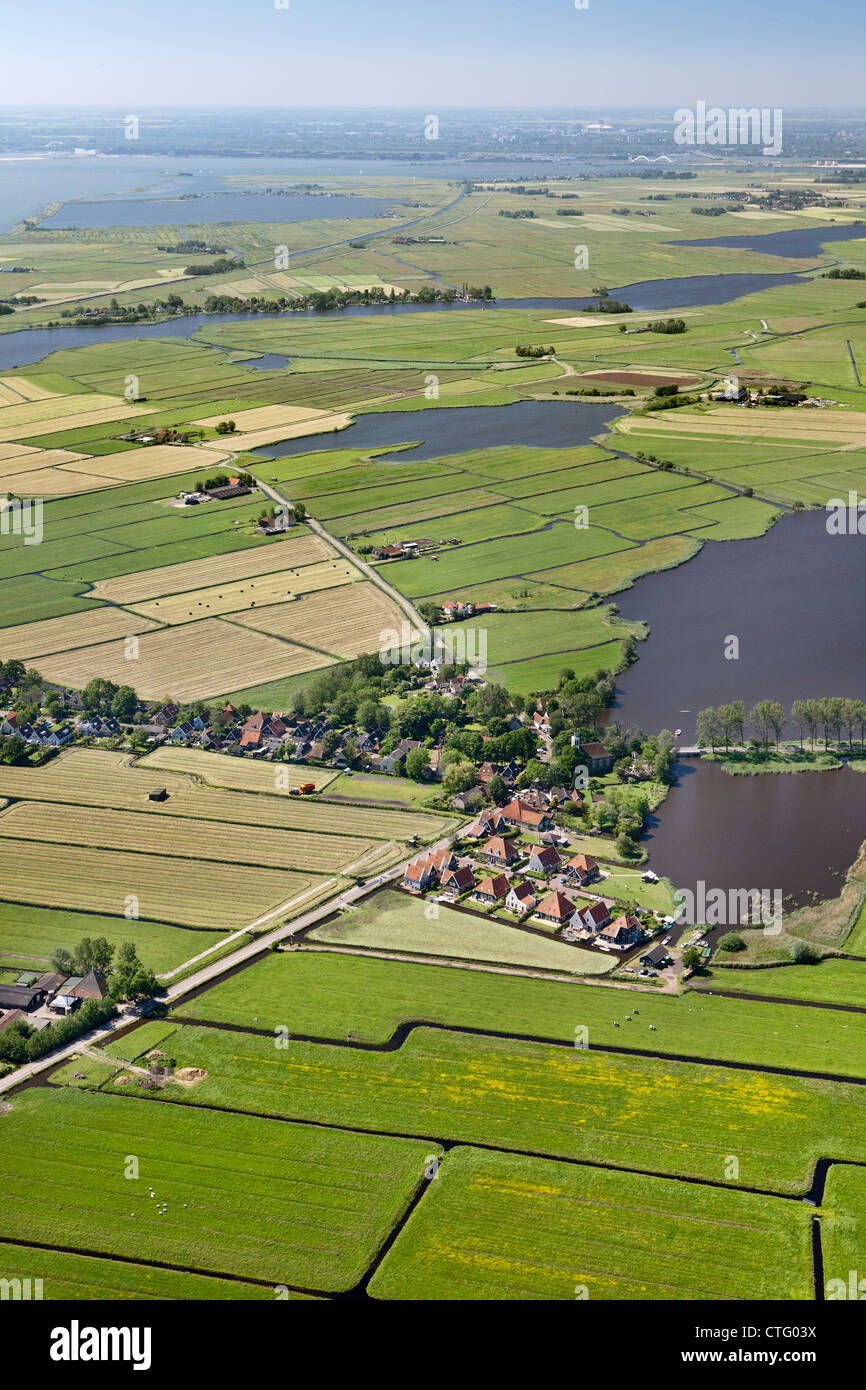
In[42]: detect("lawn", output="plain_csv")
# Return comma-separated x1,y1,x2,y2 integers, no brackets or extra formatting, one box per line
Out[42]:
369,1146,813,1301
0,1087,437,1293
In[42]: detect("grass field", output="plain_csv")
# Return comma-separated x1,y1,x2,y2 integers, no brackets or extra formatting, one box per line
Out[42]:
0,1243,300,1301
179,947,866,1079
820,1164,866,1297
137,745,338,791
369,1146,813,1300
308,889,614,976
0,1088,436,1292
0,901,222,974
101,1022,866,1194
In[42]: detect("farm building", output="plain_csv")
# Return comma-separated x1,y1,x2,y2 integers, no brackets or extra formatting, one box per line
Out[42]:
0,984,47,1012
641,944,672,969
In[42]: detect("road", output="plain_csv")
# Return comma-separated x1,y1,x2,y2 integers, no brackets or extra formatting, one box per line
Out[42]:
254,476,431,640
0,829,462,1096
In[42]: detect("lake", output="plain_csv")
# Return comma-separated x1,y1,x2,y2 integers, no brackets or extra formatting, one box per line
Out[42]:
253,398,624,461
40,191,400,229
612,509,866,745
644,758,866,910
670,221,866,259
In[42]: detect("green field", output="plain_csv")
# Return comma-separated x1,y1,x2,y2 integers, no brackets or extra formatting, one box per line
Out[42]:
369,1146,813,1301
307,889,613,975
0,1088,436,1292
179,948,866,1079
93,1022,866,1194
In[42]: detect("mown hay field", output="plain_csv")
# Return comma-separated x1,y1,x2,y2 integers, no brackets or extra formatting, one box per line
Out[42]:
61,444,232,483
0,750,446,841
0,1088,436,1292
0,607,159,661
35,616,334,701
88,532,332,603
138,745,338,792
369,1147,812,1301
124,559,360,625
0,836,313,928
234,580,411,658
0,392,148,442
0,801,381,876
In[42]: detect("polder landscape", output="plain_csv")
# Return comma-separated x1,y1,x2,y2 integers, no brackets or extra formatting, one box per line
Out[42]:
3,99,866,1316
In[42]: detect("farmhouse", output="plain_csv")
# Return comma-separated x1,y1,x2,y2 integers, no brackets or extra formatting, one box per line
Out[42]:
534,890,575,926
440,864,476,897
527,845,562,875
565,854,599,886
479,836,521,868
473,874,510,905
505,879,537,917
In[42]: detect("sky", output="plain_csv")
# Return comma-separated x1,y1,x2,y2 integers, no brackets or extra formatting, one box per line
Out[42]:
3,0,866,109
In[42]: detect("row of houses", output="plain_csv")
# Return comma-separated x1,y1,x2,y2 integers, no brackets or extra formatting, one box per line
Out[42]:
401,846,644,950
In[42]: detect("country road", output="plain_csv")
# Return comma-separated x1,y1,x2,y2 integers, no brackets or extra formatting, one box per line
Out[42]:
0,830,462,1096
254,476,432,640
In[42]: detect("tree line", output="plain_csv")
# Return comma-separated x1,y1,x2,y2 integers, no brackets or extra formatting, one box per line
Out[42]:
696,698,866,751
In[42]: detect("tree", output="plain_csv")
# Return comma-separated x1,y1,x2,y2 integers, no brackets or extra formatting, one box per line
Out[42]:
404,746,430,780
749,700,783,749
76,936,114,975
110,943,157,1001
293,502,307,522
442,759,477,795
111,685,138,721
717,931,746,953
696,706,721,752
681,946,703,971
487,774,507,805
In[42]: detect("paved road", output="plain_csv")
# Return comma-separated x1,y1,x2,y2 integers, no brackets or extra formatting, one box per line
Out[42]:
255,477,432,640
0,830,463,1096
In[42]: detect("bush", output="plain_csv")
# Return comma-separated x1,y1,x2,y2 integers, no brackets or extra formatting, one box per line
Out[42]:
791,941,822,964
717,931,747,953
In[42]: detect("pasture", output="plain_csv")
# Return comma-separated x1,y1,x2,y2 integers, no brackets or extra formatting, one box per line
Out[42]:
180,948,866,1080
369,1147,812,1300
111,1022,866,1193
0,1088,436,1292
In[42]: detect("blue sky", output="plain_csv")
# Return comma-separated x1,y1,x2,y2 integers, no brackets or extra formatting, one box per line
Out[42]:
5,0,866,107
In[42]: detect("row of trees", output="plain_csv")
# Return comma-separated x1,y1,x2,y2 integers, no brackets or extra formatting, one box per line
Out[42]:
697,698,866,751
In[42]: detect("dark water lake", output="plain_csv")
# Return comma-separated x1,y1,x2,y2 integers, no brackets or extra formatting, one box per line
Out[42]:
613,510,866,745
645,758,866,909
0,262,819,373
40,191,399,229
253,398,623,461
671,221,866,259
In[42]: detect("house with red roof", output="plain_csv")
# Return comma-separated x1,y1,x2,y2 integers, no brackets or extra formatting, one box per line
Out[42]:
534,890,575,925
473,874,510,905
505,879,537,918
565,854,600,886
479,836,521,868
527,845,562,876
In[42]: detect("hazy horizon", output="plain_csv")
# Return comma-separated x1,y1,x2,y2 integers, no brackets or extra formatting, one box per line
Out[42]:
3,0,865,108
